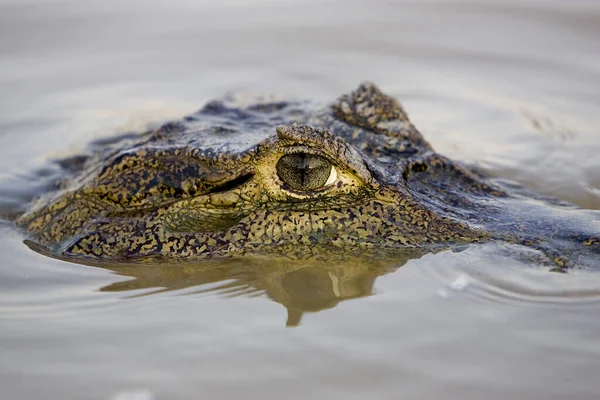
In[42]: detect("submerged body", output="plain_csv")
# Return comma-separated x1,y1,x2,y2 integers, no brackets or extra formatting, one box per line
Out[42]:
16,83,599,267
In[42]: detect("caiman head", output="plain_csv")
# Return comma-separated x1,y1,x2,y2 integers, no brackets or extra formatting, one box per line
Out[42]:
16,83,490,262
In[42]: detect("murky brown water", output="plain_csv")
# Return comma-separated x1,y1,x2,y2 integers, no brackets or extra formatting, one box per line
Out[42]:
1,1,600,399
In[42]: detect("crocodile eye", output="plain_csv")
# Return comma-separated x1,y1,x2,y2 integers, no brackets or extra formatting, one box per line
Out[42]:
276,153,337,191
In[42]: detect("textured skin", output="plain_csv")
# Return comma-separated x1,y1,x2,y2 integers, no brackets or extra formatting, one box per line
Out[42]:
16,83,599,267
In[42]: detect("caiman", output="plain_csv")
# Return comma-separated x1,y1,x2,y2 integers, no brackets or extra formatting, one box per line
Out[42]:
15,83,599,270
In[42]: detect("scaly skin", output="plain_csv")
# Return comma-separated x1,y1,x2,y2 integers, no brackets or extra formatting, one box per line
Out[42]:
15,83,599,266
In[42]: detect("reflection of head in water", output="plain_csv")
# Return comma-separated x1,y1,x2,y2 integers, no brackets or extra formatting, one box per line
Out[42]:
267,264,381,326
90,250,422,326
25,239,422,326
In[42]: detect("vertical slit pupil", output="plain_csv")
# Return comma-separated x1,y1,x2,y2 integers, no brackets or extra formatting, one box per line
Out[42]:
298,154,308,186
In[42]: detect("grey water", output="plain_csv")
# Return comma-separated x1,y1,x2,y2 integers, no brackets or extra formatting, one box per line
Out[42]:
1,1,600,399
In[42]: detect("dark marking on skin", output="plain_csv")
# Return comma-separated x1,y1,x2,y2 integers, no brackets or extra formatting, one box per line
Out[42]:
208,173,254,194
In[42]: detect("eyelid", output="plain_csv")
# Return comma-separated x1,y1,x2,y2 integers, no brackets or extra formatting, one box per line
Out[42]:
276,146,339,169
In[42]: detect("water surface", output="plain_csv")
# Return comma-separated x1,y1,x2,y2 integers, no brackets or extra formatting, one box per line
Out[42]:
1,1,600,399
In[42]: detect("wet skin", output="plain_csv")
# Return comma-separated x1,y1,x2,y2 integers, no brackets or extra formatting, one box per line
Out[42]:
15,83,599,268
